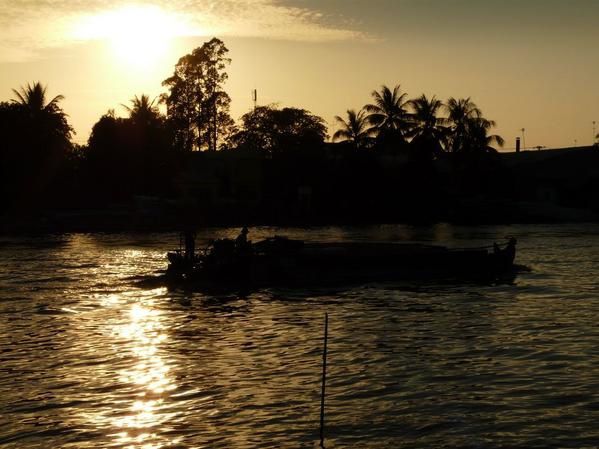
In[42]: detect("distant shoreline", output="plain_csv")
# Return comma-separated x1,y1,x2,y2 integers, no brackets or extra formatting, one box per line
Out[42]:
2,207,598,235
3,144,598,236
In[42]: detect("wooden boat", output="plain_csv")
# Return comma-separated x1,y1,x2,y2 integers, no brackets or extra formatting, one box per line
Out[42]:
165,236,518,287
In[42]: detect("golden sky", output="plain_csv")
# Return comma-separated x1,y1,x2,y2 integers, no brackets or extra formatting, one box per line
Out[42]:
1,0,598,149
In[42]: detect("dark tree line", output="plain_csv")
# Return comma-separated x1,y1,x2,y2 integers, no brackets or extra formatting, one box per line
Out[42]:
0,83,74,211
334,85,504,157
82,98,175,204
1,37,517,228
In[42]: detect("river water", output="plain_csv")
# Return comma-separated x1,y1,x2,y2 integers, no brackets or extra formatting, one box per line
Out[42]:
1,224,599,448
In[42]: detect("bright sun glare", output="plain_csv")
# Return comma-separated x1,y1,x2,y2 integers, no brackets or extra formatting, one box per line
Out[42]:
73,5,194,70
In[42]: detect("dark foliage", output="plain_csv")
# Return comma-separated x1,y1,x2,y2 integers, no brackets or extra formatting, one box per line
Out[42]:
5,44,572,232
0,83,74,212
230,105,327,154
82,108,175,204
162,38,235,152
332,108,376,150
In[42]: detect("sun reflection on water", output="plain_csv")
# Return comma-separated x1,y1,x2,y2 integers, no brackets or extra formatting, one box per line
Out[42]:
110,301,178,448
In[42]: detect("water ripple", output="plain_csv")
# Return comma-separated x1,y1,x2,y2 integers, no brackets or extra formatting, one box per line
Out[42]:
1,225,599,448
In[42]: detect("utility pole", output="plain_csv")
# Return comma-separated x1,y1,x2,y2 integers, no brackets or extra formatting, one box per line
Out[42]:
252,89,257,110
521,128,526,150
319,313,329,448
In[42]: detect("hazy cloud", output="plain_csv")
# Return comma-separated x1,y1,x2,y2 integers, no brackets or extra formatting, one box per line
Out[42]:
0,0,368,62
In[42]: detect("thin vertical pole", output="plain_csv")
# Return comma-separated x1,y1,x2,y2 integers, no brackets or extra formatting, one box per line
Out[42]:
213,99,217,151
319,312,329,447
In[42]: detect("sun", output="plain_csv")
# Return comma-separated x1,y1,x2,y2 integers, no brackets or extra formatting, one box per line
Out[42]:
73,5,193,70
106,6,172,69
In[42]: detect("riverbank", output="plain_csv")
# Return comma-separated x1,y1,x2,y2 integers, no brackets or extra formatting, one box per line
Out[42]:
3,146,598,234
2,200,598,235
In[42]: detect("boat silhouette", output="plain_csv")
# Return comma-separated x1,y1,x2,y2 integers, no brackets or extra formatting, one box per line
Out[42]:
164,234,518,288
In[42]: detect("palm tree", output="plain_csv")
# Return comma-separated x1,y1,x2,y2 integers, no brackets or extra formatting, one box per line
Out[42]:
10,82,73,204
445,97,505,154
121,94,160,124
365,84,412,141
465,118,505,154
446,97,481,124
445,97,481,153
11,82,72,142
12,82,64,116
332,108,375,150
408,94,448,156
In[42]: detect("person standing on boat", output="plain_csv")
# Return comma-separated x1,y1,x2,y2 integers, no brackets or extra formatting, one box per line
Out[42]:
235,226,251,253
505,237,517,263
493,236,517,268
234,226,253,282
184,229,196,263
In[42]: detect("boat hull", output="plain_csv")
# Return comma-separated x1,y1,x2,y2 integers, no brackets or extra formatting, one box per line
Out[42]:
165,240,517,288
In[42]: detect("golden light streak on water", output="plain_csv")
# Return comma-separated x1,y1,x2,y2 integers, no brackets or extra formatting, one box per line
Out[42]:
110,301,177,448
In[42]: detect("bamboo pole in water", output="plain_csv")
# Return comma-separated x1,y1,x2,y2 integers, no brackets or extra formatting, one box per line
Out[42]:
320,312,329,447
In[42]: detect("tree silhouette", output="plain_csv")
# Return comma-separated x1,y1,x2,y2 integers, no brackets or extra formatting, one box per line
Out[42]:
0,77,534,228
333,108,375,150
12,82,63,115
83,104,175,203
445,97,504,154
0,82,74,210
464,118,505,154
365,84,412,143
408,94,448,157
162,38,234,151
231,105,327,153
122,94,160,125
12,82,72,143
445,97,481,153
446,97,481,123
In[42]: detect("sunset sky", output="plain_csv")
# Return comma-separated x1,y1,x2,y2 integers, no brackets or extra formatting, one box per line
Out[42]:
1,0,598,149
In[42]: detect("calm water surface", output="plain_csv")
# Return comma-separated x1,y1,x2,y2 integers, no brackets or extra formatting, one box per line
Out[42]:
1,224,599,448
